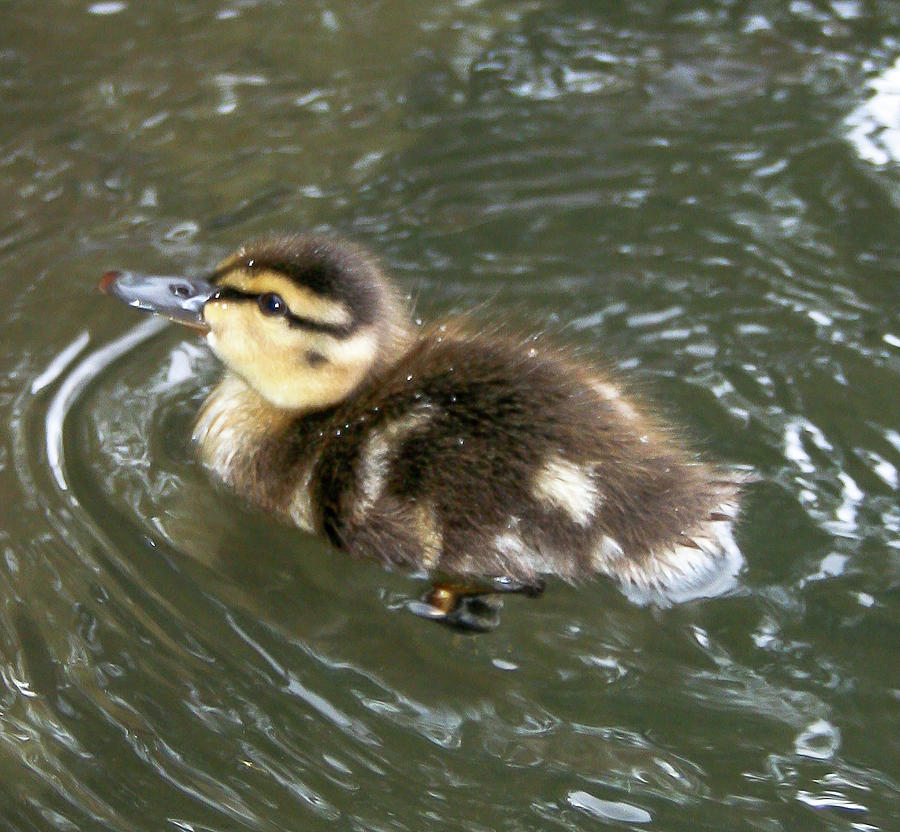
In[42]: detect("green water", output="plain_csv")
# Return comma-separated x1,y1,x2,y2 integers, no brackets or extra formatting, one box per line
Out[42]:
1,1,899,829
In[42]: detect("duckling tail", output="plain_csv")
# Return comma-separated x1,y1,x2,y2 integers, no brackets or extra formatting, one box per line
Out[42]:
606,496,744,606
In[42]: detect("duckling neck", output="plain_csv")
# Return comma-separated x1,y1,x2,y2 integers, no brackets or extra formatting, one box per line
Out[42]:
192,372,295,487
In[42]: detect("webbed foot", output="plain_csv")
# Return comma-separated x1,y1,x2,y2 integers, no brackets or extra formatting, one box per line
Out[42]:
408,576,545,633
408,588,503,633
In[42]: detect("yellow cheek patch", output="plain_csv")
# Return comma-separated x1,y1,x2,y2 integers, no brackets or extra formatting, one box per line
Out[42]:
215,268,353,329
203,292,381,411
202,301,255,345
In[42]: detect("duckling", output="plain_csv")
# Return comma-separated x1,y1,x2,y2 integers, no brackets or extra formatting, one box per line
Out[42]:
100,234,743,631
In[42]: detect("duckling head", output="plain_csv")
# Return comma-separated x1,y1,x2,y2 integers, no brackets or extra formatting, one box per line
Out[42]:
102,235,412,411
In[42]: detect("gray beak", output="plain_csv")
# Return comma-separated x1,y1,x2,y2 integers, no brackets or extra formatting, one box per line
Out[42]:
99,270,217,331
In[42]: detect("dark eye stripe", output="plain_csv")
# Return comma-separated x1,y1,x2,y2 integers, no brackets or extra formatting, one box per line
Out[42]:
209,287,355,337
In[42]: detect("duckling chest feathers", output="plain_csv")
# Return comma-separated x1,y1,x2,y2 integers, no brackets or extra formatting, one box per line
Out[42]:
193,374,273,479
192,374,309,519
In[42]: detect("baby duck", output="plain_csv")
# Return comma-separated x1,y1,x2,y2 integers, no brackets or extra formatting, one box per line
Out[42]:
100,234,742,630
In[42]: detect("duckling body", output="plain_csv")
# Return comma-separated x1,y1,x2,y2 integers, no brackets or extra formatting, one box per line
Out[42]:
101,234,742,625
192,309,740,605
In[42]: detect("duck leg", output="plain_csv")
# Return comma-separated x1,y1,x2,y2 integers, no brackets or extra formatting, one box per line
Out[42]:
408,576,545,633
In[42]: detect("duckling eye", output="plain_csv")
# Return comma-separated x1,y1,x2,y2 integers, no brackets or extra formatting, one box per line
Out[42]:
258,293,287,317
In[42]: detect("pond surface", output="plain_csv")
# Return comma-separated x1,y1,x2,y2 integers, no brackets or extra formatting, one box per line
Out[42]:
2,1,899,829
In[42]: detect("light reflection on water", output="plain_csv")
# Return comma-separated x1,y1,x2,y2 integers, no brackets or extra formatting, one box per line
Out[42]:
45,319,166,492
1,0,899,829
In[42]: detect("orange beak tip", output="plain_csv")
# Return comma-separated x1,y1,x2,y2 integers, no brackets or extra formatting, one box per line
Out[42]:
98,270,121,294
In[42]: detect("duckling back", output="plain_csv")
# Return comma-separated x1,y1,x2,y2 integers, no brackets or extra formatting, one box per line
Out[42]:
197,323,742,605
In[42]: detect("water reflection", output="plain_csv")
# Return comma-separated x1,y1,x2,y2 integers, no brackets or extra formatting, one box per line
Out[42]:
846,57,900,166
567,790,652,823
45,319,166,492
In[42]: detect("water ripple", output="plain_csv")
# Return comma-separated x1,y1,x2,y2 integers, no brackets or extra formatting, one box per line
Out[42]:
45,318,166,492
2,2,900,828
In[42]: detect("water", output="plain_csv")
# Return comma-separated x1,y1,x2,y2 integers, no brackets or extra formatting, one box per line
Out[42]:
2,1,899,829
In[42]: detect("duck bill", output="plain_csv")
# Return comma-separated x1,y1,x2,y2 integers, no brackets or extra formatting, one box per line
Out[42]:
99,270,215,331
